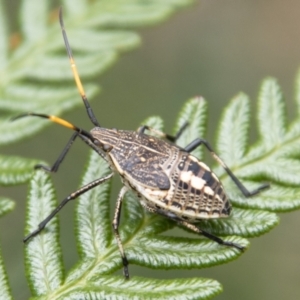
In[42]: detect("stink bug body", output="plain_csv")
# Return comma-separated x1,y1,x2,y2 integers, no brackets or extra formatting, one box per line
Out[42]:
13,9,269,279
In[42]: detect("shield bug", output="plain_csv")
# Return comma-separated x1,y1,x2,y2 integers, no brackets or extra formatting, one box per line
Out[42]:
13,8,269,279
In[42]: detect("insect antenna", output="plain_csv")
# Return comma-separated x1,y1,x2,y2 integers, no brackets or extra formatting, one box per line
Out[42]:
59,7,100,127
11,113,94,141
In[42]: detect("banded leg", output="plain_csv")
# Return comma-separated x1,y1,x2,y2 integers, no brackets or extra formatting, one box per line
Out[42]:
112,186,129,279
138,121,188,142
147,204,245,251
35,132,79,172
184,138,270,197
178,220,244,251
23,173,113,242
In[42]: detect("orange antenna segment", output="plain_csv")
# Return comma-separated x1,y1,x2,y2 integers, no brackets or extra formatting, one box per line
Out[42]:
48,115,77,130
12,113,93,140
59,7,100,127
70,57,86,98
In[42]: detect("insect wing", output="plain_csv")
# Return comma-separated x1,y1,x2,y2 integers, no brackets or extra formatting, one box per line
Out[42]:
120,139,170,190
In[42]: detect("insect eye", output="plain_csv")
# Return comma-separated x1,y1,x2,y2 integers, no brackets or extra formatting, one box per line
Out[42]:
103,144,113,152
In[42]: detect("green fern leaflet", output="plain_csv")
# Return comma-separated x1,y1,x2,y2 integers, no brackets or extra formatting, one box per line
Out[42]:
20,90,300,299
0,0,300,299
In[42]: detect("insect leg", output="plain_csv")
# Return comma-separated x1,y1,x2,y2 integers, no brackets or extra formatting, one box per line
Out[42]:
23,173,113,242
168,121,189,142
112,186,130,279
35,130,109,172
35,132,79,172
137,121,188,142
184,138,270,197
178,220,245,251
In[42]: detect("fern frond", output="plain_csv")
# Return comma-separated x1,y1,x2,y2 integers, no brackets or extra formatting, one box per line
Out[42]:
21,88,300,299
0,0,195,185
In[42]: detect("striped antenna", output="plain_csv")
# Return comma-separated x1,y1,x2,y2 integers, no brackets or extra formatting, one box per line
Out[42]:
12,113,94,140
59,8,100,127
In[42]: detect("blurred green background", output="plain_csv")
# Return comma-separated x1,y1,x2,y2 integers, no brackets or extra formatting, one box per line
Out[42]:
1,0,300,299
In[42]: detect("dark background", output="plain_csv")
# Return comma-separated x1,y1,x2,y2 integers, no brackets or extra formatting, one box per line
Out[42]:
1,0,300,299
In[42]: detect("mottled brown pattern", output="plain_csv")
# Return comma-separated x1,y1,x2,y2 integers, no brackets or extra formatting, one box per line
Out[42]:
91,127,231,222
